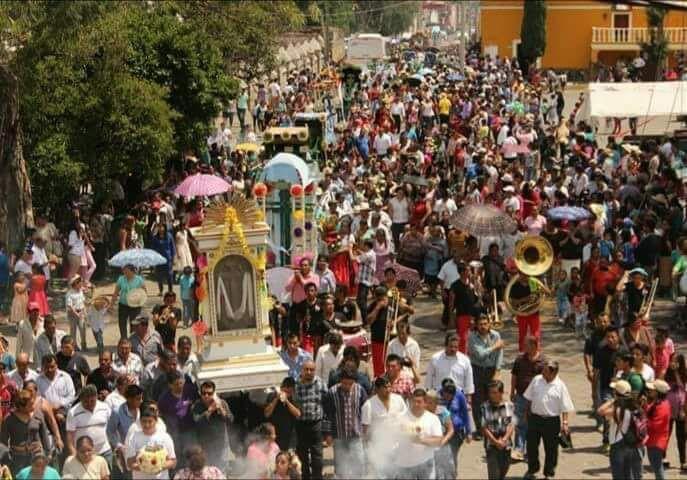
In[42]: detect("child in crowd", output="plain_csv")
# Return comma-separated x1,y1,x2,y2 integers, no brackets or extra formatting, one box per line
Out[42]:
654,327,675,379
87,296,109,356
179,266,195,328
555,269,571,325
570,283,588,339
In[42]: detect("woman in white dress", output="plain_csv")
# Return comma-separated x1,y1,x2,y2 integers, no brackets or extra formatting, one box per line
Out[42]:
174,228,194,273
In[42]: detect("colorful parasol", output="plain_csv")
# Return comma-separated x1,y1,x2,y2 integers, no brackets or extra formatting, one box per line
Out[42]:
450,204,517,237
173,173,231,198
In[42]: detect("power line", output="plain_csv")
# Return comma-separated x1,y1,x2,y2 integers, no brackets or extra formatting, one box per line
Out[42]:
320,1,417,20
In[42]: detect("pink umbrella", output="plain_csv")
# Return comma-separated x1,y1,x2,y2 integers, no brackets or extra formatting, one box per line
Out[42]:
173,173,231,198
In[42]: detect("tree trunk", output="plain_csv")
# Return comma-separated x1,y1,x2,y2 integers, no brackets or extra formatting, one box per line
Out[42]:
0,66,34,252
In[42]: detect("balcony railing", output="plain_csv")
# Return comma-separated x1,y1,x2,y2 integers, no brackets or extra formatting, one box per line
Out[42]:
592,27,687,45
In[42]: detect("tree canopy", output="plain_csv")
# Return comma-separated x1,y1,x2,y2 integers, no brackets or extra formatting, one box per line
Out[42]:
298,0,418,36
0,1,304,221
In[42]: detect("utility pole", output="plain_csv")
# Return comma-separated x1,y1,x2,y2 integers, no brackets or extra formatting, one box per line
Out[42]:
457,1,466,73
322,1,331,65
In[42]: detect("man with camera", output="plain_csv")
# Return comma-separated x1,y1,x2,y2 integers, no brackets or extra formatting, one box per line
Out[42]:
264,376,302,451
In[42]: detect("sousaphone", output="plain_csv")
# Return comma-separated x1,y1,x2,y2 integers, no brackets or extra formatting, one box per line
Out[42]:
504,236,554,316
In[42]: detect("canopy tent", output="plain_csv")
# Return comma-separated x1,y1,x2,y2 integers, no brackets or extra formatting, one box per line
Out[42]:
583,81,687,118
259,152,312,186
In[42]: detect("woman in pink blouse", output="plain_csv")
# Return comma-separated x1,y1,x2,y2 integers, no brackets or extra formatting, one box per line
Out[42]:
246,423,280,479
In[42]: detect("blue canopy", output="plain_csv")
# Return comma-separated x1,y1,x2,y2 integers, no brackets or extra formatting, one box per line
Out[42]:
259,153,311,185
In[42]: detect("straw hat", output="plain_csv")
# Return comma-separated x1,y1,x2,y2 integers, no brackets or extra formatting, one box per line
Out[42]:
92,296,111,311
127,288,148,308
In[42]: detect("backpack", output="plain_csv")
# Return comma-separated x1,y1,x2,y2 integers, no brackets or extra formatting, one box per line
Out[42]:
623,408,649,448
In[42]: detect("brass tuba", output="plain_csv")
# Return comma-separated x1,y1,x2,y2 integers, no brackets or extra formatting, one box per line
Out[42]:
504,236,554,316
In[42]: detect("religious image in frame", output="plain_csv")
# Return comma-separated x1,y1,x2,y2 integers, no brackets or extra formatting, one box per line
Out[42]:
213,254,257,333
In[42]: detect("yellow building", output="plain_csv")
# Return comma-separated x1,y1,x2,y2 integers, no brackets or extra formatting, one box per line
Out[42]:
480,0,687,70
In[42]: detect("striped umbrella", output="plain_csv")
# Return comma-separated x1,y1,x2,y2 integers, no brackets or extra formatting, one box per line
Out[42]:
173,173,231,198
450,204,517,237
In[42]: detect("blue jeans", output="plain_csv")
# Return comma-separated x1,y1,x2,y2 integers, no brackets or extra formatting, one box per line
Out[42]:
599,387,614,444
514,394,528,453
92,329,104,356
333,438,365,478
610,443,643,480
182,299,195,326
647,446,665,480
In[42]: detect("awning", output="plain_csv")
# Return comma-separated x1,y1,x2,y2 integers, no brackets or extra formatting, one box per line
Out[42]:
259,152,311,185
584,81,687,118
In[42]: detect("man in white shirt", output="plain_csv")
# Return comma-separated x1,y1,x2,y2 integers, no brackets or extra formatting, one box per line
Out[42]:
66,385,112,458
374,128,393,157
523,360,574,479
387,321,421,371
8,352,38,389
361,376,408,478
37,353,76,415
388,187,410,246
425,333,475,400
395,388,444,478
315,333,344,382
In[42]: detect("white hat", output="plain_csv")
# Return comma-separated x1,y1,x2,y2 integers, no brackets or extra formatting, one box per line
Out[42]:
610,380,632,396
646,379,669,394
127,288,148,308
501,173,513,183
503,186,515,193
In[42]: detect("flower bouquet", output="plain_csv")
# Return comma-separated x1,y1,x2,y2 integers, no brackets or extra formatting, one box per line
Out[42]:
137,444,167,475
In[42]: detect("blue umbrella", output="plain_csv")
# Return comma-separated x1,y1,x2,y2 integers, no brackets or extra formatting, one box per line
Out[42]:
109,249,167,269
546,206,592,222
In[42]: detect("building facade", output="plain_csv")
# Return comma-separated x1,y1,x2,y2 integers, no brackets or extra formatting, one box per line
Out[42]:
480,0,687,70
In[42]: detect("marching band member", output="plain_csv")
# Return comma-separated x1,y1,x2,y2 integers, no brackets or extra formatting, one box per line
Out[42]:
450,262,482,353
509,273,551,353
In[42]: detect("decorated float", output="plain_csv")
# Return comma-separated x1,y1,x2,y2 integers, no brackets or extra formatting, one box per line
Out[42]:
190,196,288,392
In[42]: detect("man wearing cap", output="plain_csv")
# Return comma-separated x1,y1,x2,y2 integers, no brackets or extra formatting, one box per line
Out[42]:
16,303,43,366
152,291,181,351
617,267,652,322
129,315,163,366
645,378,671,479
597,379,643,479
614,349,645,394
523,360,574,480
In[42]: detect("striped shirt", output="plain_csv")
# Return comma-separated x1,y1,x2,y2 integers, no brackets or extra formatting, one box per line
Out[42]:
356,250,376,287
325,382,367,439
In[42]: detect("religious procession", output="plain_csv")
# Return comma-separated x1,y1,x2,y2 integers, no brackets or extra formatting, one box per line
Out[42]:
1,1,687,479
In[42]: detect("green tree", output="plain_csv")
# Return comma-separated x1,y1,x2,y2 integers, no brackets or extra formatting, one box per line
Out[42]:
641,5,668,80
0,1,304,247
519,0,547,76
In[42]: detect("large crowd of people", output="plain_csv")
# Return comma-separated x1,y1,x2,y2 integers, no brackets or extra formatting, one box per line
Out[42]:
0,37,686,480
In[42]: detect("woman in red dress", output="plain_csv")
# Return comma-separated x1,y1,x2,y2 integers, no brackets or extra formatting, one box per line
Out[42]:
28,264,50,316
410,186,432,228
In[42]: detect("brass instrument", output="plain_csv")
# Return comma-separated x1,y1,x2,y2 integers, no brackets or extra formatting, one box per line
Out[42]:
489,289,504,330
157,305,175,324
639,278,659,318
504,236,554,316
382,287,401,363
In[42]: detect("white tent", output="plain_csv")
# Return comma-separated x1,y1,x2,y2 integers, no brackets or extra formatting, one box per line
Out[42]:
583,81,687,118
